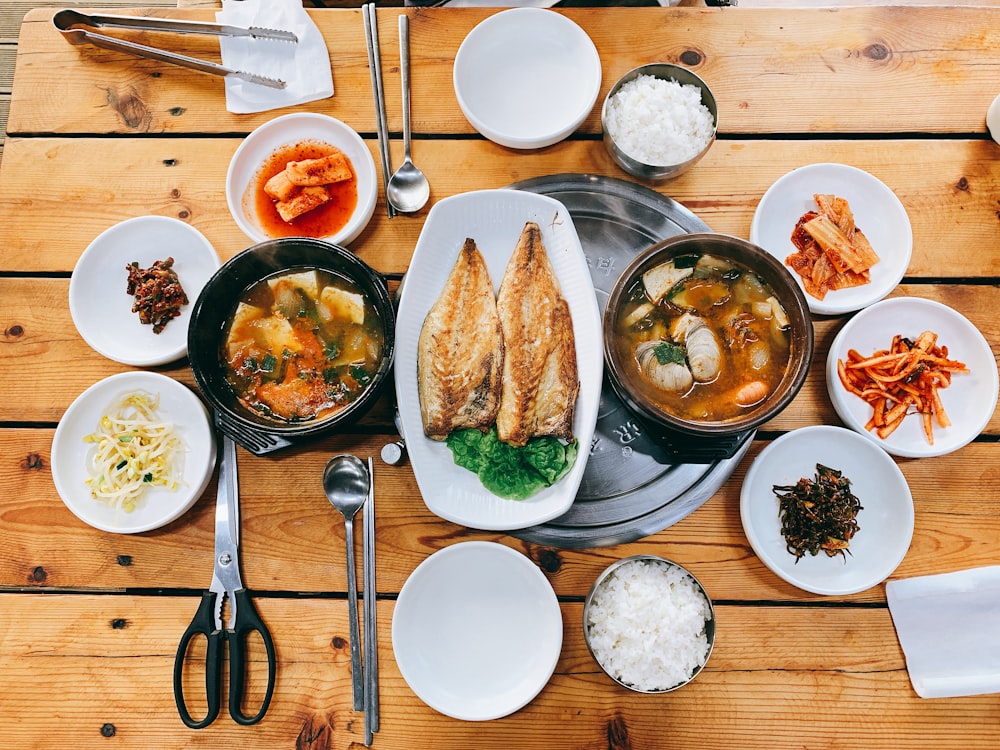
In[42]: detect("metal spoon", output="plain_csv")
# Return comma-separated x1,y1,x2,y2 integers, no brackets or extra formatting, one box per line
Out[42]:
323,454,371,712
386,15,430,214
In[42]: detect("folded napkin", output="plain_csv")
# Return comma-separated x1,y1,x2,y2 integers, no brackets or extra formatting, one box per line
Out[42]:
886,566,1000,698
217,0,333,114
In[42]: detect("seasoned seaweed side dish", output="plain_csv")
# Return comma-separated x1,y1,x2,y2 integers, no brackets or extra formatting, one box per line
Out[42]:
772,464,862,562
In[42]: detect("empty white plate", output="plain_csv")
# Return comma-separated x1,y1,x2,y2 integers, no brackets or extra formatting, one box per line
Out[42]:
392,542,563,720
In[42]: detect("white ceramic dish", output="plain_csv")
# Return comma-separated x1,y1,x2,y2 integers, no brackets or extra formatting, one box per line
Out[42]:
225,112,377,246
740,425,914,596
69,216,220,366
453,8,601,149
750,163,912,315
394,189,602,531
392,542,563,720
826,296,998,458
51,372,216,534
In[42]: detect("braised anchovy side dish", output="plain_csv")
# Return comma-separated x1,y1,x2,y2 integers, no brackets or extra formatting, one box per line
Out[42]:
786,193,880,301
837,330,969,445
125,257,188,334
612,253,791,423
417,221,580,500
222,269,384,423
773,463,862,562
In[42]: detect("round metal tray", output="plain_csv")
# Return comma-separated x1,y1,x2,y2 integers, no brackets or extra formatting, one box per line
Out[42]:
508,174,752,549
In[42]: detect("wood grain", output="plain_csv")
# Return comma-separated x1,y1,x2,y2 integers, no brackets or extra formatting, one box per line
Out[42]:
3,423,998,599
3,7,1000,749
10,7,1000,136
0,594,998,749
0,137,998,275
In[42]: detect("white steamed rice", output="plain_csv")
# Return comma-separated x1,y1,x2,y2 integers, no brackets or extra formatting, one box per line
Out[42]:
605,74,715,167
586,558,711,691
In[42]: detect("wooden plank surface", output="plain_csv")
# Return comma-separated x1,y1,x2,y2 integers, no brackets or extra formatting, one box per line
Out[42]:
4,425,1000,599
3,6,1000,749
8,7,1000,137
1,137,998,276
2,594,999,750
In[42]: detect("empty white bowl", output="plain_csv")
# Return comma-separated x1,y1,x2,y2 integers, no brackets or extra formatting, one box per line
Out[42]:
392,542,562,720
226,113,377,246
453,8,601,149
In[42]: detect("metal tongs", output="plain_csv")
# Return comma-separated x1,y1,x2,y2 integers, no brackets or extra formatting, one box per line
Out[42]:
53,9,298,90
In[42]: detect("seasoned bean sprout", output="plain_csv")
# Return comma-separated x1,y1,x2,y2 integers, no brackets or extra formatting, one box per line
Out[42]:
82,390,185,513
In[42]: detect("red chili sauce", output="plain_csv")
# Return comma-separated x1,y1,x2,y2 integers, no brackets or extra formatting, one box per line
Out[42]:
246,140,358,239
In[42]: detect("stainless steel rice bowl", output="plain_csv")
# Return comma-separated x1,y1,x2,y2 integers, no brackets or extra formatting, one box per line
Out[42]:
583,555,715,693
602,63,717,182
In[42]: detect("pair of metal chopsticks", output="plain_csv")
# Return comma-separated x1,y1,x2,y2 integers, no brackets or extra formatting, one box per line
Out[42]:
363,457,379,745
53,9,297,90
362,4,397,219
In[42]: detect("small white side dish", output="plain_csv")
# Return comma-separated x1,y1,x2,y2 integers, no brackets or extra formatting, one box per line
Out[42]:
51,372,216,534
750,163,912,315
225,112,377,245
393,189,602,531
69,216,220,367
392,542,563,721
453,8,601,149
826,297,998,458
740,425,914,596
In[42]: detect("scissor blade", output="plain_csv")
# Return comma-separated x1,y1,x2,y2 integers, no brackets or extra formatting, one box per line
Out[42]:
212,435,243,607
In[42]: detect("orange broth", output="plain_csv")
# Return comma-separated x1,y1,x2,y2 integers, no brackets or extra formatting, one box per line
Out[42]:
246,140,358,239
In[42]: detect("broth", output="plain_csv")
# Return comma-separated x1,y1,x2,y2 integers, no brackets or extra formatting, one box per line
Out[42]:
223,269,383,422
614,253,791,423
245,140,358,239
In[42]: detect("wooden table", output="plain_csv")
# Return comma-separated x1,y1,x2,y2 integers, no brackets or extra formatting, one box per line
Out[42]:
2,5,999,748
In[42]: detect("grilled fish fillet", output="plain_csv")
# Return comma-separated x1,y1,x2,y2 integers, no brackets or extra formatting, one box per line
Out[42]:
417,238,504,440
496,222,579,447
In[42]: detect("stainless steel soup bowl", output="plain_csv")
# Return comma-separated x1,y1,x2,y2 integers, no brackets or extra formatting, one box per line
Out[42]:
187,237,395,455
601,63,718,183
603,232,813,438
583,555,716,693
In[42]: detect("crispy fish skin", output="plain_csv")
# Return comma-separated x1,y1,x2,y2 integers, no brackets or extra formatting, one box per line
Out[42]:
496,222,579,447
417,238,504,440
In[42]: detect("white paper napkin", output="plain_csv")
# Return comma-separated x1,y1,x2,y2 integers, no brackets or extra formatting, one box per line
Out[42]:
216,0,333,114
886,565,1000,698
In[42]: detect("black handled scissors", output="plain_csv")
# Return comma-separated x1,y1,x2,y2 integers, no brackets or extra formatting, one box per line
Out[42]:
173,434,276,729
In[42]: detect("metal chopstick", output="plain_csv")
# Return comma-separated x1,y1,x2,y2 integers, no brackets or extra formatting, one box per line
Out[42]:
362,4,397,219
363,457,379,744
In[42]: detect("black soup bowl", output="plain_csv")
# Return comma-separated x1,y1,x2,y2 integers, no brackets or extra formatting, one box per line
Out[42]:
188,237,395,455
603,233,813,440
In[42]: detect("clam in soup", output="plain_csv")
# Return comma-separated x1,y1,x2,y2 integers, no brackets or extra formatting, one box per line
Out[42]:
613,253,792,423
223,269,384,422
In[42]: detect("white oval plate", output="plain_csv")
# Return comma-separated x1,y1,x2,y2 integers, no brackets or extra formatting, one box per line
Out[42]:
69,216,220,366
226,112,377,246
740,425,914,596
750,163,912,315
826,297,998,458
51,372,216,534
394,189,602,531
453,8,601,149
392,542,563,720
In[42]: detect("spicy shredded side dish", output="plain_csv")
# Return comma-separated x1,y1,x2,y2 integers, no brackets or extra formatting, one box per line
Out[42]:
837,330,969,445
